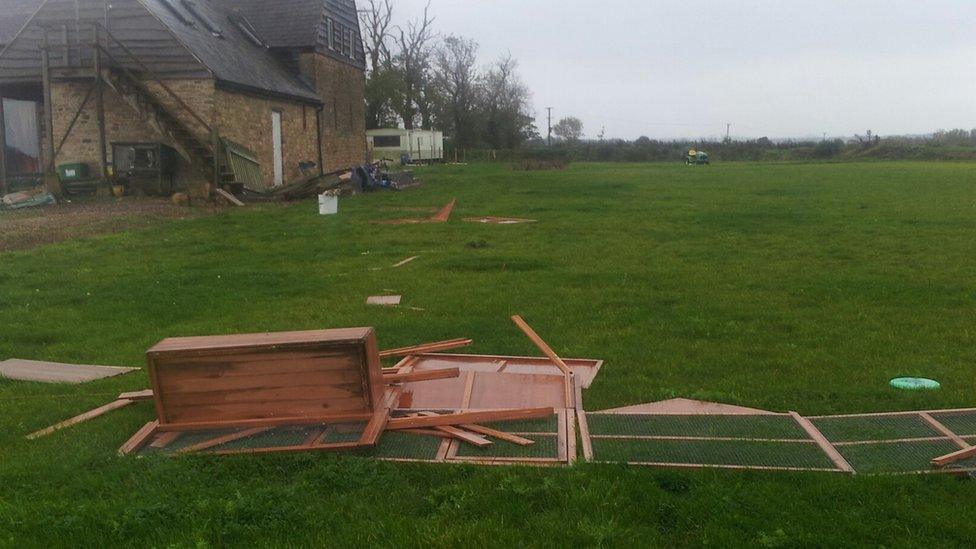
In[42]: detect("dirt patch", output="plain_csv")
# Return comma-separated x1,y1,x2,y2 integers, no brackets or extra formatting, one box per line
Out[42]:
0,196,221,252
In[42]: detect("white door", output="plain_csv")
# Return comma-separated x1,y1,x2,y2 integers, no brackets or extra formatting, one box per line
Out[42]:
271,111,283,186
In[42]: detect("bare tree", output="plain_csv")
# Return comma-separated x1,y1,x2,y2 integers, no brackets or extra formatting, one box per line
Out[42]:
393,1,436,130
482,54,534,148
359,0,394,72
433,35,480,148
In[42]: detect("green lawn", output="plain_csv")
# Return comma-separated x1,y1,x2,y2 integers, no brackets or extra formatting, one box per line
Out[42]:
1,161,975,546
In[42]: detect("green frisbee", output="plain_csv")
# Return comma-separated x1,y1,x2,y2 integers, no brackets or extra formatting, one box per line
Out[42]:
890,377,941,390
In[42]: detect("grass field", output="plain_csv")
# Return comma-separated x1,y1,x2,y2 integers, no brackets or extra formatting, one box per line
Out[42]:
2,161,976,546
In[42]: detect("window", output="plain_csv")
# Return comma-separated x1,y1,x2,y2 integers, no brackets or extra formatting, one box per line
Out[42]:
326,18,338,51
343,29,354,58
373,135,401,148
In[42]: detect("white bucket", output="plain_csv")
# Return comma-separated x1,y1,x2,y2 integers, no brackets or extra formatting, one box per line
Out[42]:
318,193,338,215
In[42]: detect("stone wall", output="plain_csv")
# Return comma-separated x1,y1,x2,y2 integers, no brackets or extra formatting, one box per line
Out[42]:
212,89,319,187
299,53,367,172
50,78,215,195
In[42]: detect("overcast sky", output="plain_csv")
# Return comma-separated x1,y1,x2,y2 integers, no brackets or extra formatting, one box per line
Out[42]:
393,0,976,140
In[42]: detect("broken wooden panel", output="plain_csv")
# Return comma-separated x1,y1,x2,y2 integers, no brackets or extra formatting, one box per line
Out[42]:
398,370,569,410
404,353,603,388
0,358,137,384
146,328,385,430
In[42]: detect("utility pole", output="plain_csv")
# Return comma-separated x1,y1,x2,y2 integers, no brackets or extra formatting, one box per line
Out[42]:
726,123,731,142
547,107,553,146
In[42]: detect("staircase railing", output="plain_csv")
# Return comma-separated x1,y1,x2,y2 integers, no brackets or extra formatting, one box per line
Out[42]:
91,23,212,135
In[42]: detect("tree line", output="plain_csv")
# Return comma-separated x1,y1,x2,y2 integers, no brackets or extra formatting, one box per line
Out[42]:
359,1,537,150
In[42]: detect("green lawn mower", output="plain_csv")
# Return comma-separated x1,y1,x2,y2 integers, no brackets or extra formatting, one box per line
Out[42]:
686,149,710,165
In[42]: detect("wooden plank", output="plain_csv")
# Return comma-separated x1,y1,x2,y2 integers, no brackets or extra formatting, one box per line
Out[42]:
510,316,574,404
147,328,374,355
176,427,272,455
378,338,473,359
210,441,364,456
557,410,568,461
566,409,578,464
156,412,375,432
387,408,555,431
461,371,476,408
575,382,594,461
26,399,134,440
418,412,492,447
932,446,976,468
919,412,970,450
118,389,154,401
435,436,452,460
215,187,245,206
790,411,855,473
118,420,159,456
433,425,492,447
150,431,181,449
383,367,460,384
429,199,457,222
359,389,398,446
392,256,419,268
401,428,452,439
461,424,535,446
163,396,371,424
0,358,138,384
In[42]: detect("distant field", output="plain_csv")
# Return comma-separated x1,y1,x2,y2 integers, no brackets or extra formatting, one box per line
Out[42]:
1,161,975,546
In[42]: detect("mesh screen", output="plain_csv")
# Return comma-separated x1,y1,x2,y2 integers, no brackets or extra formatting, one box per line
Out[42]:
454,435,559,459
366,432,443,460
590,438,834,469
480,416,559,434
837,440,961,474
811,414,938,443
929,412,976,437
587,414,808,440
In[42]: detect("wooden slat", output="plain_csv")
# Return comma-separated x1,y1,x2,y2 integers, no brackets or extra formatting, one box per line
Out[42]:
155,412,375,432
510,316,574,405
118,389,154,401
359,389,398,446
26,399,134,440
211,441,363,456
378,338,473,359
118,420,159,456
215,188,245,206
387,408,555,431
383,367,460,384
418,411,491,447
150,431,182,449
176,427,272,455
790,411,855,473
461,424,535,446
932,446,976,468
429,199,456,222
919,412,970,450
0,358,137,384
392,256,419,268
575,382,593,461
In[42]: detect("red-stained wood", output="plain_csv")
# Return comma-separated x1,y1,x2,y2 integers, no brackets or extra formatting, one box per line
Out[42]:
27,399,134,440
932,446,976,468
383,367,460,384
379,338,473,359
418,412,492,447
118,389,154,401
155,412,375,432
176,427,272,454
510,316,574,405
461,424,535,446
919,412,970,450
359,389,399,446
147,328,384,430
790,412,854,473
118,420,159,456
387,408,555,430
150,431,182,449
429,199,457,222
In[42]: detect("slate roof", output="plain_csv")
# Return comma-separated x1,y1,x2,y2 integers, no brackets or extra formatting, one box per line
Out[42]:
217,0,366,69
0,0,43,46
141,0,322,103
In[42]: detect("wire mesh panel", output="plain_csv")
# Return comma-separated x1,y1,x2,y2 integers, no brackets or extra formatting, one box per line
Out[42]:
587,414,809,440
591,438,835,470
454,435,559,459
811,414,939,443
929,411,976,437
366,432,444,461
836,440,962,474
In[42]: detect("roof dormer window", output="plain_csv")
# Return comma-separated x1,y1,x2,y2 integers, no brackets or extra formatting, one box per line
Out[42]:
181,0,223,38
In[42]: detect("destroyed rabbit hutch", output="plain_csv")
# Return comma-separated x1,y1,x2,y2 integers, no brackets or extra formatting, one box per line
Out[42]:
0,0,368,199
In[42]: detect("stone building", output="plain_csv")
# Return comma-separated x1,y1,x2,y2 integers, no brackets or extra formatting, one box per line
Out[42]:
0,0,367,197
